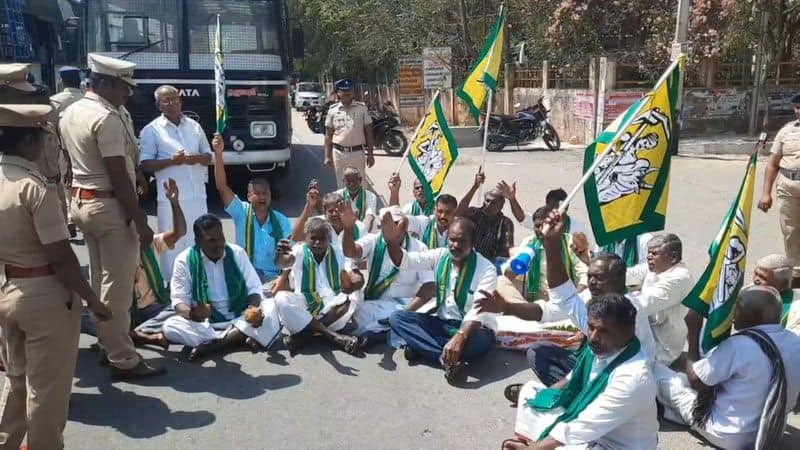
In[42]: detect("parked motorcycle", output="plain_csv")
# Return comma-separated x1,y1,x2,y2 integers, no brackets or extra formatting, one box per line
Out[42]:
304,102,331,134
482,97,561,152
371,102,407,156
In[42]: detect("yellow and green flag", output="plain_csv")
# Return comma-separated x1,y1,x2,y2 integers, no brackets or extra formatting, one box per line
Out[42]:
456,4,505,120
583,58,682,246
407,92,458,205
214,14,227,134
683,152,756,353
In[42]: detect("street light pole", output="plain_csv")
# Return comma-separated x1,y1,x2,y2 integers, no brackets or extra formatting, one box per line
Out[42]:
673,0,690,110
748,9,769,136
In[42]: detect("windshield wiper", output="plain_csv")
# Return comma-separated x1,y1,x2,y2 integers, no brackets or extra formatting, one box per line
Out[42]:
120,39,164,59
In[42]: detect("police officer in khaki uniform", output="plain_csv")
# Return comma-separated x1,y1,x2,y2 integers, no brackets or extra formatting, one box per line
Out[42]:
60,53,165,379
759,94,800,286
323,79,375,188
0,64,69,224
50,66,84,237
0,104,111,449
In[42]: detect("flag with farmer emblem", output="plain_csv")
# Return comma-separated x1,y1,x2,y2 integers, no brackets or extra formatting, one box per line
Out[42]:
456,4,505,120
683,152,756,353
407,93,458,204
214,14,227,134
583,58,683,246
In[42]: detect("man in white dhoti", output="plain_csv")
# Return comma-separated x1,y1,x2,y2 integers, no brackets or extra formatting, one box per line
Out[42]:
341,205,435,345
501,293,658,450
291,183,368,246
162,214,282,360
273,217,366,355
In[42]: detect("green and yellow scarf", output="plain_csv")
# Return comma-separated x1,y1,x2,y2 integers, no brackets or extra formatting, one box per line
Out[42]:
410,199,433,216
524,234,575,302
300,244,341,316
130,245,169,327
601,237,639,268
422,218,444,249
340,187,367,221
188,245,249,323
244,203,284,260
365,234,409,300
435,250,478,317
528,337,641,442
781,290,795,327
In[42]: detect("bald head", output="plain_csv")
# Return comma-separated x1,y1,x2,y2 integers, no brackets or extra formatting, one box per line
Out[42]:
734,284,783,331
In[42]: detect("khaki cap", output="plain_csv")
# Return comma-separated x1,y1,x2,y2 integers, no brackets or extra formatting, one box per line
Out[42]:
88,53,137,86
0,104,54,131
0,63,36,92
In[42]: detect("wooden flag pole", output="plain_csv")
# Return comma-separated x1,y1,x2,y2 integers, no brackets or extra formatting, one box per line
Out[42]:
542,56,682,234
394,90,441,175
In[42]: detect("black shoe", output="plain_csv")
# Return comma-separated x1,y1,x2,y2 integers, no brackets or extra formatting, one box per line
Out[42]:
403,346,419,363
504,383,523,404
67,223,77,238
110,361,167,381
444,363,463,385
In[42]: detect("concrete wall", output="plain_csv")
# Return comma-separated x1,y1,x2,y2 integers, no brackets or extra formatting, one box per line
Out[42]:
513,88,596,145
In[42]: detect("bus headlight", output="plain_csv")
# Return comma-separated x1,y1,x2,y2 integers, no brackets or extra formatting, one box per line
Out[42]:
250,121,276,139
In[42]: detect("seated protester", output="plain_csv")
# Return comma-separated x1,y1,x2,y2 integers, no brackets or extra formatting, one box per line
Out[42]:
387,172,456,249
340,205,435,344
625,233,693,367
753,254,800,333
339,165,378,232
596,232,654,270
402,178,434,216
655,285,800,450
687,253,800,359
502,293,658,450
273,217,366,355
455,167,514,263
504,186,588,237
162,215,282,360
383,217,498,383
292,186,367,247
498,205,587,304
212,138,291,284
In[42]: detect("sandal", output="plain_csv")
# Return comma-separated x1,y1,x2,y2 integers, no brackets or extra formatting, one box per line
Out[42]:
504,383,523,404
337,335,363,355
501,438,529,450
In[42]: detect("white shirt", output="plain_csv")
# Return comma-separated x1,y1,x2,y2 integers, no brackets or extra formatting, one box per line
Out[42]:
170,244,263,320
594,233,654,267
547,347,658,449
693,324,800,446
288,243,353,299
339,188,377,220
397,248,498,331
357,233,434,300
548,280,658,360
139,114,212,202
626,262,693,364
406,215,448,248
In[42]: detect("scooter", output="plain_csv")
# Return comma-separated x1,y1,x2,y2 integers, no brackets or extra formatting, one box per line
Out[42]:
481,97,561,152
371,101,407,156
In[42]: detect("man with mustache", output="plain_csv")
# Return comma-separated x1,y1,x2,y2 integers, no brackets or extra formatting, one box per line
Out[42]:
382,215,498,383
291,181,367,246
387,172,457,249
338,166,378,232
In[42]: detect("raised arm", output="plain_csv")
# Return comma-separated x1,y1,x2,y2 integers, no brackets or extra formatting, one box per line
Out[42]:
161,178,186,248
211,134,235,207
275,239,296,269
291,184,320,242
340,201,363,259
498,180,526,223
543,211,570,289
456,167,485,217
388,172,401,207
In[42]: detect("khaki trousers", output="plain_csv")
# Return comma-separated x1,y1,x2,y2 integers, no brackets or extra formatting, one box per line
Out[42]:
71,197,140,370
0,276,81,450
777,175,800,278
332,148,367,189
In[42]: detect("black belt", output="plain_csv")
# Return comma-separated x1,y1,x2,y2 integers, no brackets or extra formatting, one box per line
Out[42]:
333,144,364,152
780,167,800,181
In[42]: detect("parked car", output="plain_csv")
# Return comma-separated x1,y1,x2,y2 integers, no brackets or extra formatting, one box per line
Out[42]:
294,82,325,111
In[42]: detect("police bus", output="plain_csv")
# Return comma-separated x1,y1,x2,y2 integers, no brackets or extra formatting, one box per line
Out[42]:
65,0,300,188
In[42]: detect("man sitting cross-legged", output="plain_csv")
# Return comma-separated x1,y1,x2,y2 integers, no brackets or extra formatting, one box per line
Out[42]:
341,205,435,346
162,214,282,360
292,180,368,247
339,165,378,232
273,217,366,355
382,216,498,383
655,285,800,450
501,293,658,450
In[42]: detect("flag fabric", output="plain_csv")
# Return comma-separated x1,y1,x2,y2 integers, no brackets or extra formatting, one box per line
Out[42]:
456,4,505,120
683,152,757,353
407,93,458,205
214,14,227,135
583,58,682,247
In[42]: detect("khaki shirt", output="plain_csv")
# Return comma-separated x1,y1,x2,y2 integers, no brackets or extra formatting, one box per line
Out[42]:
0,155,69,268
34,116,62,180
770,119,800,171
325,101,372,147
50,88,84,117
60,92,138,190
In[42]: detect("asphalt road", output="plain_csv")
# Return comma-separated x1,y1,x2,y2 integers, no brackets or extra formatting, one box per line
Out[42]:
58,110,799,449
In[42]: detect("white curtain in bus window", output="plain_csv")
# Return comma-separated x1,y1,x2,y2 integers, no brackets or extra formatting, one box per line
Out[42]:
188,0,282,71
87,0,179,69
